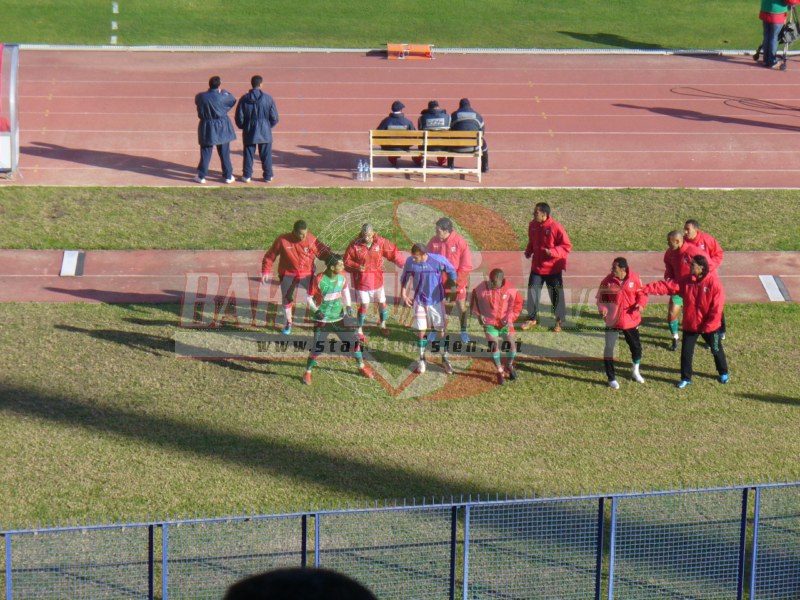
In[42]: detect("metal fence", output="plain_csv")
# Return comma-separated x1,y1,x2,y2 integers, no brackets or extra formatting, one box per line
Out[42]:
2,482,798,600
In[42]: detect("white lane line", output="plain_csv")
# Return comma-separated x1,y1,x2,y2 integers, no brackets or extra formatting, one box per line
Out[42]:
759,275,785,302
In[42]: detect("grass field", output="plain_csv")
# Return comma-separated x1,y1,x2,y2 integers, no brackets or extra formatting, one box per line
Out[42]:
1,0,762,50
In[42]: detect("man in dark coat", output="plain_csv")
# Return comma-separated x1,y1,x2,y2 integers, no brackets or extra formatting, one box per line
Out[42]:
376,100,420,167
194,75,236,184
418,100,451,166
448,97,489,173
235,75,279,183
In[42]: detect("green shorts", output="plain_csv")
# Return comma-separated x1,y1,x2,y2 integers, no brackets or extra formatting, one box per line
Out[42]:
670,294,683,307
485,324,510,337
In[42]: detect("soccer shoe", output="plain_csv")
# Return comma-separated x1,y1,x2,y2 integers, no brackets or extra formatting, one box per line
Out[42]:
718,373,730,384
632,371,645,384
520,319,538,331
459,331,471,344
496,371,505,385
506,365,518,381
241,176,251,183
224,176,235,184
676,380,692,389
415,360,426,374
281,323,292,336
302,371,312,385
720,332,726,340
609,380,620,390
194,175,206,184
359,365,374,380
553,320,563,333
669,337,679,352
443,359,455,375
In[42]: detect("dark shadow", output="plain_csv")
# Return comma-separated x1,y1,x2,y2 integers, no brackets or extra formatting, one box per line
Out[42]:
558,31,667,50
671,86,800,116
737,392,800,406
274,145,360,181
614,103,800,133
21,142,197,182
45,287,185,304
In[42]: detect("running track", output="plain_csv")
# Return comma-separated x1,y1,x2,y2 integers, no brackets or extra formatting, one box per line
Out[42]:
5,49,800,188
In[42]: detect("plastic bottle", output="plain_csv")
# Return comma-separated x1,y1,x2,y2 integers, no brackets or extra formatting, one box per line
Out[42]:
356,159,364,181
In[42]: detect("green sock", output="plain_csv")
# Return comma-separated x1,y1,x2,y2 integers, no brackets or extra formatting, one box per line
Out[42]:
669,319,679,336
306,358,316,371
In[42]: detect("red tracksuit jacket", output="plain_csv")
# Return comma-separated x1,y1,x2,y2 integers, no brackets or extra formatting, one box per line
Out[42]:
261,232,330,277
343,234,403,291
663,243,709,281
470,281,523,329
644,271,725,333
684,231,724,270
596,270,648,330
427,232,473,273
525,217,572,275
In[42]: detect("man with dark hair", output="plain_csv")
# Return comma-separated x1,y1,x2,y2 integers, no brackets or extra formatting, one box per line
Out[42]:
194,75,236,184
261,220,331,335
596,257,648,390
376,100,420,167
235,74,279,183
427,217,473,343
447,98,489,173
644,255,729,388
683,218,726,337
660,230,709,351
400,244,458,375
470,268,523,385
521,202,572,332
418,100,451,166
224,567,378,600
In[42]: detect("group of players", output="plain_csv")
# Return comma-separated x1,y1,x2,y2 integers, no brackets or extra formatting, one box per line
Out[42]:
259,204,729,389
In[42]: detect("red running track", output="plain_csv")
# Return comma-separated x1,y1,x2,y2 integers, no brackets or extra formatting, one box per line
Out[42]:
6,49,800,188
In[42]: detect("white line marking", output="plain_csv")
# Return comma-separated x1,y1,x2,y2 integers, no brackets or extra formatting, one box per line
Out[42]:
759,275,785,302
60,251,82,277
111,21,118,31
110,35,117,45
112,2,119,13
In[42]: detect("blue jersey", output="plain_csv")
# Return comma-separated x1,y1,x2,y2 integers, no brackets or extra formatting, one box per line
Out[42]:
400,253,457,306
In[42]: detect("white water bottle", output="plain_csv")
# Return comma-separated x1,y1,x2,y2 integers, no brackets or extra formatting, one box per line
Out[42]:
356,159,364,181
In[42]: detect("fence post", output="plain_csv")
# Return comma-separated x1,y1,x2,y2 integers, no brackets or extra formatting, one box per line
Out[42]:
607,496,618,600
5,534,11,600
162,524,169,600
301,514,308,567
461,504,471,600
749,487,762,600
448,506,458,600
148,525,155,600
736,488,749,600
314,513,321,568
595,498,605,600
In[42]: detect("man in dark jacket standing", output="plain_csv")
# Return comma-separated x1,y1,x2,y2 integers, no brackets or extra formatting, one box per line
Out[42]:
194,75,236,184
448,98,489,173
235,75,279,183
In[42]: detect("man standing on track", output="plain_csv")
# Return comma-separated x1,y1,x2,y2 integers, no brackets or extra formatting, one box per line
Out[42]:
470,268,523,385
194,75,236,184
596,257,648,390
426,217,473,343
235,75,279,183
659,230,709,351
521,202,572,332
400,244,458,375
644,255,729,389
343,223,404,341
683,219,726,337
261,220,331,335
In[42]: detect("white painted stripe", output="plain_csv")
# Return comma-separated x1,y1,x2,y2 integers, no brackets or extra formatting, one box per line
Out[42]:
110,35,118,45
759,275,785,302
60,250,81,277
111,21,118,31
112,2,119,14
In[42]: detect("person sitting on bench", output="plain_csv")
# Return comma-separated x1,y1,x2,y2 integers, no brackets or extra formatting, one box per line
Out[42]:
418,100,451,167
448,98,488,173
376,100,421,167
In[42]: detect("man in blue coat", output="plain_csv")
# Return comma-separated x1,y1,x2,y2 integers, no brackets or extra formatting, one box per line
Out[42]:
194,75,236,184
235,75,280,183
448,98,489,173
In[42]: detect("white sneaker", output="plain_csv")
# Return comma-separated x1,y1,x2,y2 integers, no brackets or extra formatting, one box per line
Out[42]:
224,176,235,184
415,360,426,374
194,175,206,184
609,380,620,390
241,176,251,183
632,371,645,384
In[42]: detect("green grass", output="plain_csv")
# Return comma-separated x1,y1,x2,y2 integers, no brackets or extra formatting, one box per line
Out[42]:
2,187,800,251
0,301,797,526
0,0,761,50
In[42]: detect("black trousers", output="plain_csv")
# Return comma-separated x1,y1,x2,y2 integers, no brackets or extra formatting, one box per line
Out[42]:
526,271,566,322
604,327,642,381
680,329,728,381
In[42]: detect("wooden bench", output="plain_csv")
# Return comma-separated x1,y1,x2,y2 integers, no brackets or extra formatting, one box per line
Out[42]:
368,129,483,182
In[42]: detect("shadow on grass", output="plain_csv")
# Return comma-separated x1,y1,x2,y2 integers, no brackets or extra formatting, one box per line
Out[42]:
44,287,185,304
557,31,667,50
737,392,800,406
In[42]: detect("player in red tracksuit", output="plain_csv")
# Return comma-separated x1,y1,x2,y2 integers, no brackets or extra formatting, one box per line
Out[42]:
427,217,474,343
522,202,572,332
643,255,729,388
343,223,404,340
683,219,726,338
596,257,648,390
470,268,524,385
260,219,331,335
660,230,710,351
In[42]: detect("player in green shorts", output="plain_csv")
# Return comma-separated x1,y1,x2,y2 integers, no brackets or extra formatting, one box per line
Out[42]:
303,254,373,385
